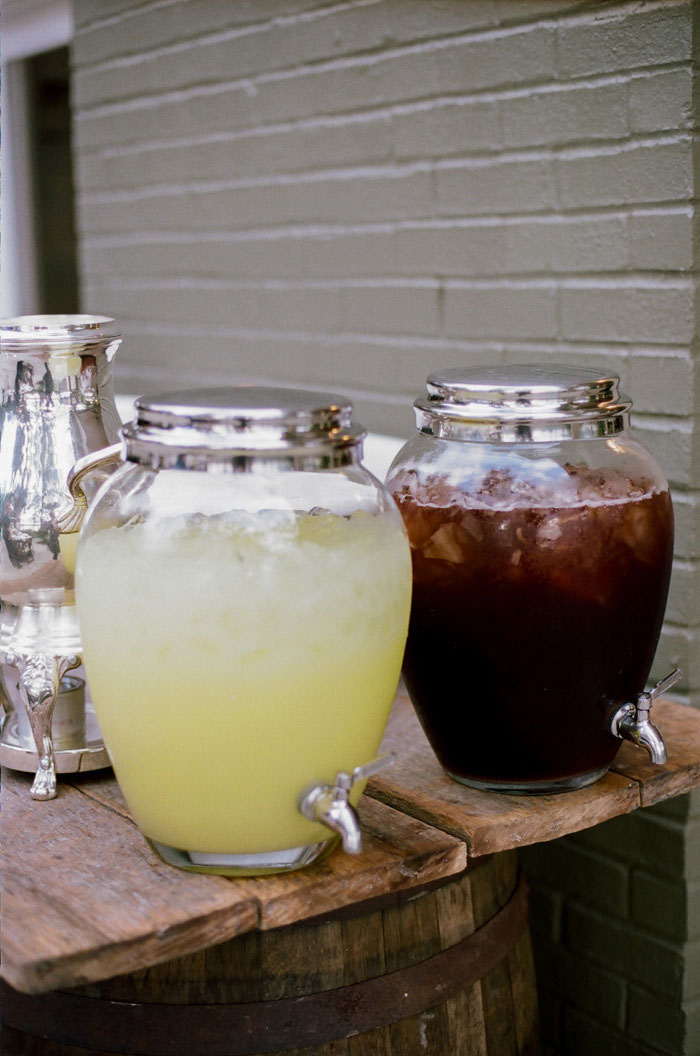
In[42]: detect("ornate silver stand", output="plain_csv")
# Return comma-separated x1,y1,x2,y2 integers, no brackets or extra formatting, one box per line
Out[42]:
0,666,110,784
0,599,110,798
0,315,122,799
4,652,81,799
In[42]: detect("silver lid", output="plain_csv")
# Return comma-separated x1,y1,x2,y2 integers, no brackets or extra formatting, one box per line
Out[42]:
0,315,120,355
415,365,631,443
122,386,366,468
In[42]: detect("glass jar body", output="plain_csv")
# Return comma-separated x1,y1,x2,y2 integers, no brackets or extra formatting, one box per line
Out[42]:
75,457,411,872
386,430,674,793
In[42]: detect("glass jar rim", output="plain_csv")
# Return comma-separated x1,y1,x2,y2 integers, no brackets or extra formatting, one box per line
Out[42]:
121,385,366,468
415,364,631,443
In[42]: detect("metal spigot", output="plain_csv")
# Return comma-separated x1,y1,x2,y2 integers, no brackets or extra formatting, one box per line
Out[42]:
298,754,395,855
610,669,682,765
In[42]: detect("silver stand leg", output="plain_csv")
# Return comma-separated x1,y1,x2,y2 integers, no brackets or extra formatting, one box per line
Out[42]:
6,652,81,800
0,667,14,720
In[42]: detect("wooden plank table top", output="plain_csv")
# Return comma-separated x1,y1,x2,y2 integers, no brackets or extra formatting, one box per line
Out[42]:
369,688,700,855
3,687,700,996
0,768,466,995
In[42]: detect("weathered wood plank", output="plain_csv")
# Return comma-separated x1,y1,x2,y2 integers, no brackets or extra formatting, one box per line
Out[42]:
0,768,259,996
65,774,467,933
65,768,134,819
243,796,467,931
5,689,700,998
610,700,700,806
368,692,642,855
1,768,466,995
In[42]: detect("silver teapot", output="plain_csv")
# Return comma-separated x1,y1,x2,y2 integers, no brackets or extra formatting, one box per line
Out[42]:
0,315,121,799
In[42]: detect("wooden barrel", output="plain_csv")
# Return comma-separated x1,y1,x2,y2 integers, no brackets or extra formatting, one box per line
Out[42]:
1,850,539,1056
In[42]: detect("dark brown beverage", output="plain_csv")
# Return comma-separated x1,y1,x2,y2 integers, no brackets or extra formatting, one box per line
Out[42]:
391,465,674,791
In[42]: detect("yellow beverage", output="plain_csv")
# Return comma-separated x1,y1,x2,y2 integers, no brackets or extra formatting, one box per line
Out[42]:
58,530,79,576
76,508,411,857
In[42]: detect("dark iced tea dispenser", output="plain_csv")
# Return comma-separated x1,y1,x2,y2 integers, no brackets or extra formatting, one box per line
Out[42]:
387,366,679,794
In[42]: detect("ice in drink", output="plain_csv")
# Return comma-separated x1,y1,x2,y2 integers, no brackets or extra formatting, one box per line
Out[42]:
76,508,411,854
390,463,673,790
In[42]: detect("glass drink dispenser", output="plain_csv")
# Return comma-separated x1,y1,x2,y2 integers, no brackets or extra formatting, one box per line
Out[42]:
66,387,412,873
387,366,678,794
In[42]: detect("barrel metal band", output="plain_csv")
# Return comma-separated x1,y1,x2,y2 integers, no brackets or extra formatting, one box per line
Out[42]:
1,876,529,1055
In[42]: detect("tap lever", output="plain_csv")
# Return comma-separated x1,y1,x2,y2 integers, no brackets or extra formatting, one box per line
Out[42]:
351,753,395,785
640,668,682,706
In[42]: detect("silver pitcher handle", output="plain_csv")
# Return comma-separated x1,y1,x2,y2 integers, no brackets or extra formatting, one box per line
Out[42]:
55,443,122,534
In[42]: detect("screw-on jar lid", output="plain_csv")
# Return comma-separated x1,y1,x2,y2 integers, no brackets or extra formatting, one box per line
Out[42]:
121,386,366,468
0,315,120,355
415,365,631,443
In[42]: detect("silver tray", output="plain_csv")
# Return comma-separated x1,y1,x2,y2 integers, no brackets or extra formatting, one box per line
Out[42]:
0,703,111,773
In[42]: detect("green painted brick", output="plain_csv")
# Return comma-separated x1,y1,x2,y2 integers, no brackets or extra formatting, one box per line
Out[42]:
650,793,692,823
654,628,700,697
559,282,694,345
516,214,630,273
493,0,576,23
633,418,694,489
556,140,693,212
500,80,628,148
629,208,693,271
395,214,633,277
672,491,700,561
627,986,685,1054
572,811,688,878
687,885,700,941
76,21,558,149
76,1,508,112
525,883,563,944
78,114,400,193
629,67,694,135
536,943,627,1028
564,1006,675,1056
666,561,700,626
557,946,625,1026
521,838,628,914
683,940,700,1001
79,169,436,234
631,869,687,942
538,988,564,1053
436,156,558,217
564,897,685,999
73,0,160,31
639,813,700,880
442,284,558,340
74,1,317,65
564,958,627,1030
556,4,692,78
393,98,501,159
339,283,441,336
628,354,696,418
683,994,700,1054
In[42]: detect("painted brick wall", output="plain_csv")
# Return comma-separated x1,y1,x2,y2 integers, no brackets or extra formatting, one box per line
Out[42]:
70,1,700,1052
